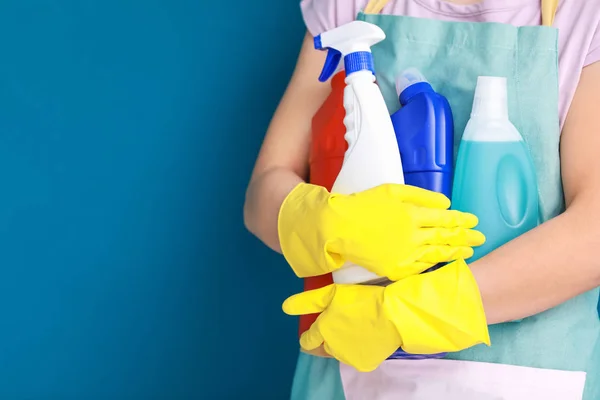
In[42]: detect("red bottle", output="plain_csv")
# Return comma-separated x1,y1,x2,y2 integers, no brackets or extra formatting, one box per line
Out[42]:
298,71,446,361
299,71,347,337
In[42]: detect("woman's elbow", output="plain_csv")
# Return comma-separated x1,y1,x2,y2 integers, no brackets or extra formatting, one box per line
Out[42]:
243,178,274,243
243,191,282,253
243,184,259,237
589,226,600,287
566,204,600,286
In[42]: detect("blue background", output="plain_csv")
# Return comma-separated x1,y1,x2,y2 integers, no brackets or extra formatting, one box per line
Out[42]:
0,1,303,398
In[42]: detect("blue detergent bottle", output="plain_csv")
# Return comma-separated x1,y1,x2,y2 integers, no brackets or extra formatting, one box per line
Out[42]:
452,76,539,263
387,69,454,361
391,69,454,199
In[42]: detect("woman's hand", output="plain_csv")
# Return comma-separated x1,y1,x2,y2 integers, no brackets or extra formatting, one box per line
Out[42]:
283,259,490,372
278,183,485,280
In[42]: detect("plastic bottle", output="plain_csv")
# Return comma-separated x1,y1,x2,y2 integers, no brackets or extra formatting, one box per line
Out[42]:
391,69,454,199
299,71,346,338
305,71,445,361
314,20,405,285
386,68,454,360
452,76,539,263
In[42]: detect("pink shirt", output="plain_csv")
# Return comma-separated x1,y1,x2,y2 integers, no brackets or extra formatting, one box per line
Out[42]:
301,0,600,127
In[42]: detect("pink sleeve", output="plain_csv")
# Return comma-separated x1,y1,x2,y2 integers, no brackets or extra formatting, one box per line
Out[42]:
585,28,600,67
300,0,370,36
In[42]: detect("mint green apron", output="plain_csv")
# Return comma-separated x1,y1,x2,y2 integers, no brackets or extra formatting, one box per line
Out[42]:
291,11,600,400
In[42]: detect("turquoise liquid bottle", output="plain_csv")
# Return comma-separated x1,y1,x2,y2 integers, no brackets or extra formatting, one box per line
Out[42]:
452,77,539,263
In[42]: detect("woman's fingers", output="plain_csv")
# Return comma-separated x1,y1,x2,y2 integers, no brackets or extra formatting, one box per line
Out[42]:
416,246,475,264
389,184,451,209
386,247,474,281
415,208,479,229
415,227,486,247
386,261,434,281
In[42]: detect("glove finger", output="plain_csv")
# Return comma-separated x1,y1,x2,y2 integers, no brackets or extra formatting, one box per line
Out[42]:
300,324,325,351
415,227,486,246
415,208,479,229
282,284,336,316
416,246,475,264
387,185,451,209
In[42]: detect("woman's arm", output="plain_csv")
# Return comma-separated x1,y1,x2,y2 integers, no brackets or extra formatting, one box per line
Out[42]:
472,63,600,324
244,33,328,252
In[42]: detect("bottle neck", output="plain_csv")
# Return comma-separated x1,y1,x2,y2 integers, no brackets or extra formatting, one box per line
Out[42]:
400,82,434,105
344,51,375,80
345,70,376,85
471,95,509,120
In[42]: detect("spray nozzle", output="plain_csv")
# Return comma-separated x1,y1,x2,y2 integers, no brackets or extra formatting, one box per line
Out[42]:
314,21,386,82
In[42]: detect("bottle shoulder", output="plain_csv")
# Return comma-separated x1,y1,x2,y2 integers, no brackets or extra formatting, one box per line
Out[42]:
392,93,451,130
462,117,522,142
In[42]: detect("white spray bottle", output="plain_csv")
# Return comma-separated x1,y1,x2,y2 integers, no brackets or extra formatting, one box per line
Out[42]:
315,21,405,284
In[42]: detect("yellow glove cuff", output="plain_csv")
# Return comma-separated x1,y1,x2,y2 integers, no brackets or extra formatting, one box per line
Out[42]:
278,183,343,277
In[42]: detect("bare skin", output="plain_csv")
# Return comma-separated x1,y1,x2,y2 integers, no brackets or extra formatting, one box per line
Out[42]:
244,35,328,253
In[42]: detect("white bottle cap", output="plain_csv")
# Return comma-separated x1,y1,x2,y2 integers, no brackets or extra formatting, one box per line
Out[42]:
396,68,428,97
471,76,509,119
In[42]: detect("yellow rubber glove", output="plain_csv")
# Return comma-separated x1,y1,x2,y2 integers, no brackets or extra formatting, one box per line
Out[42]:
282,259,490,372
278,183,485,279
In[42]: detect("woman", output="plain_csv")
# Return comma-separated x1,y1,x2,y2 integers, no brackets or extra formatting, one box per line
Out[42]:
245,0,600,398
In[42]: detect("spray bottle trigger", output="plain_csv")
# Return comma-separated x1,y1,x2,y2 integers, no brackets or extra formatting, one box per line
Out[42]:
315,34,341,82
318,49,342,82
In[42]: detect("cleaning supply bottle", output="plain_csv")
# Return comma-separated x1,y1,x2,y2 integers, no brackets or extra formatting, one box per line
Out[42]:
452,76,539,263
314,20,405,285
299,71,346,339
391,69,454,199
387,68,451,360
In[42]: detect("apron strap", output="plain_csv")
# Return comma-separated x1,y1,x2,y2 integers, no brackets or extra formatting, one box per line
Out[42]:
363,0,559,26
364,0,388,14
541,0,558,26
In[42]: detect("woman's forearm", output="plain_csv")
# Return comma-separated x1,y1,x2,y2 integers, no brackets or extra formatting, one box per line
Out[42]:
470,63,600,325
244,168,303,253
471,197,600,325
243,34,329,254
